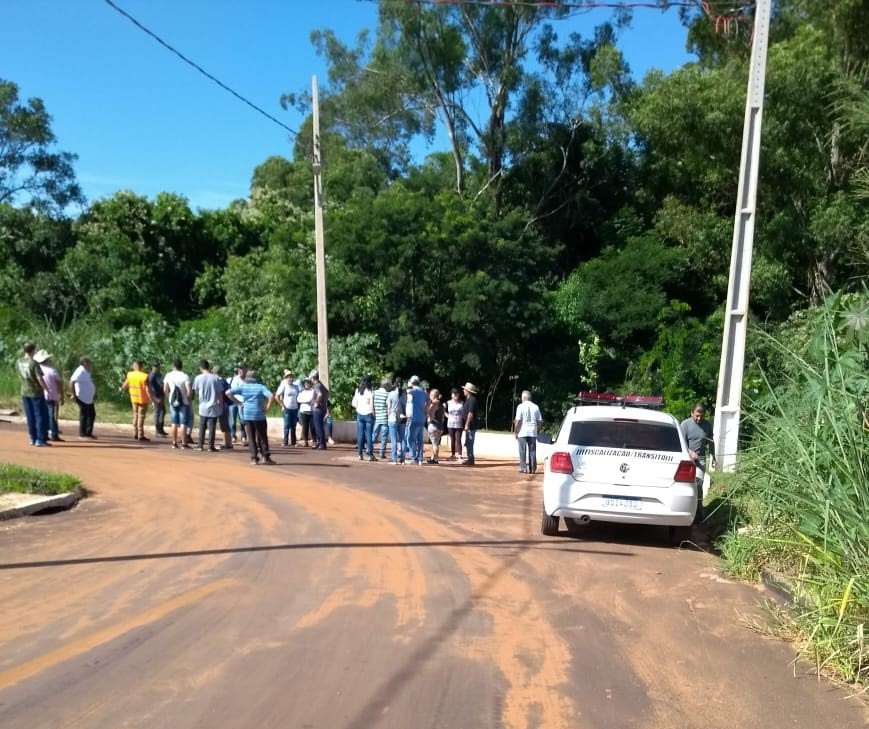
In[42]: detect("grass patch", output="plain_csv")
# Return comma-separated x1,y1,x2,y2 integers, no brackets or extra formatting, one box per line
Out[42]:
0,463,81,495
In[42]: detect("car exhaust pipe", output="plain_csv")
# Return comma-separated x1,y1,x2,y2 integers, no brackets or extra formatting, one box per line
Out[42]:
578,515,591,524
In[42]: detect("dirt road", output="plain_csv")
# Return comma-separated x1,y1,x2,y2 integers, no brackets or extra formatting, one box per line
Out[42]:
0,423,865,729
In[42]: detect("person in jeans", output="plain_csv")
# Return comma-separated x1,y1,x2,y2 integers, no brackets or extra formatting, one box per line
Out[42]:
69,356,97,439
163,359,192,449
147,361,168,437
352,375,376,461
192,359,221,451
228,364,247,444
35,349,63,442
275,369,301,446
461,382,479,465
514,389,542,474
680,403,715,524
18,342,49,447
372,378,391,459
309,369,329,450
119,360,150,441
230,369,276,465
297,378,314,447
446,388,464,461
386,377,406,465
406,376,427,465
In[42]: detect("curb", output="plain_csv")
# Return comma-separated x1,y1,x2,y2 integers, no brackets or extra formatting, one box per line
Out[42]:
0,487,85,522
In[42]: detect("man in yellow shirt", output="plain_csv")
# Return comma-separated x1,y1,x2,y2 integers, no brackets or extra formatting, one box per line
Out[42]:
120,360,150,441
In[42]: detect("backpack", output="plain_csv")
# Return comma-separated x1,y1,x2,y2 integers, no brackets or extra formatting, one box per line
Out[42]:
170,384,185,408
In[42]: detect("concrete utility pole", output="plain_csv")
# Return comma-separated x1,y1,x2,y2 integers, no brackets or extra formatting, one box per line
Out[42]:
714,0,773,471
311,75,329,388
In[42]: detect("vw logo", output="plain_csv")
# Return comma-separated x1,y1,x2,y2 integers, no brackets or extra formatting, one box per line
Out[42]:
619,463,630,473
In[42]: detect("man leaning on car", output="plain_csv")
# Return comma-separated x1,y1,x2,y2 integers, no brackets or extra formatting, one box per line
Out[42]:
680,404,714,524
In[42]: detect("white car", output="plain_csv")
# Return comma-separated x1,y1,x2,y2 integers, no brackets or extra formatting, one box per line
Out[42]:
540,394,699,540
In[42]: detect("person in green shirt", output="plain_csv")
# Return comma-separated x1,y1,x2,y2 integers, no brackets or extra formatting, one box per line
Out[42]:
17,342,49,447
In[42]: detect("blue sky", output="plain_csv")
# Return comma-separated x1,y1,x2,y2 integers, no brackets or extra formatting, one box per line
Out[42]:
2,1,694,211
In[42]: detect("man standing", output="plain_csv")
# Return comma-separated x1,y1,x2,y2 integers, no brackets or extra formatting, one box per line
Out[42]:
275,369,300,446
35,349,63,442
228,364,247,444
462,382,479,466
163,359,192,449
120,360,150,441
69,356,96,440
386,377,406,465
514,390,543,474
230,369,276,465
680,403,714,524
213,365,233,450
406,375,427,465
147,361,168,437
372,378,391,459
18,342,49,447
192,359,221,451
309,369,329,450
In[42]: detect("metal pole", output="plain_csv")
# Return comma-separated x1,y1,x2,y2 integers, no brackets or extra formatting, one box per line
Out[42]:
713,0,772,471
311,75,329,389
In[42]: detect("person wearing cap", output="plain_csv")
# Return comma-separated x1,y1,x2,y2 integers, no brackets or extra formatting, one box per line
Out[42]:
372,377,392,460
35,349,64,442
120,360,151,441
18,342,50,447
275,369,301,447
147,361,168,437
229,369,276,465
163,358,192,449
461,382,479,465
228,364,247,445
309,369,329,449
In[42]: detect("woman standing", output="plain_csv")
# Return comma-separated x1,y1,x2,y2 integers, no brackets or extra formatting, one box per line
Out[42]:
297,378,314,448
352,376,376,461
425,389,446,464
446,388,464,461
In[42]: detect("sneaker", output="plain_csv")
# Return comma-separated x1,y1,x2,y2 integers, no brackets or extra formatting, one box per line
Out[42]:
368,455,377,462
180,443,189,450
208,447,218,452
139,435,150,442
218,445,233,451
194,446,204,451
328,438,335,445
357,455,363,461
51,436,64,442
34,441,47,447
172,442,179,449
250,458,258,465
261,457,276,466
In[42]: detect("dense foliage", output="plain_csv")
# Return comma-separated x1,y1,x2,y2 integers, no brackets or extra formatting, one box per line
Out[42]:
1,0,866,426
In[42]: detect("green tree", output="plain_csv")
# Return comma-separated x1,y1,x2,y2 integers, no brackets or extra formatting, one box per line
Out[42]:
0,79,83,214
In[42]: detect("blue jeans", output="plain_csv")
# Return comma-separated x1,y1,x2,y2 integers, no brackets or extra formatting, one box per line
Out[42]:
406,419,424,463
356,413,374,457
465,429,476,463
282,408,299,445
388,421,406,463
228,403,242,439
22,395,48,444
311,407,326,448
518,436,537,473
46,399,59,440
373,422,389,457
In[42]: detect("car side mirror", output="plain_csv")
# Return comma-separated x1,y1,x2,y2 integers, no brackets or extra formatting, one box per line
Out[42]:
537,433,552,445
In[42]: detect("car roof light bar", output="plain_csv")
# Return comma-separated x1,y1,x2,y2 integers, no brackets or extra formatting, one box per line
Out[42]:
575,391,664,409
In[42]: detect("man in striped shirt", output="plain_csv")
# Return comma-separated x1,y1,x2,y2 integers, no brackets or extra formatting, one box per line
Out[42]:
372,378,391,459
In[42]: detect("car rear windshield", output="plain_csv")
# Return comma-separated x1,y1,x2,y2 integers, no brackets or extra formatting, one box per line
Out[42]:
568,421,682,452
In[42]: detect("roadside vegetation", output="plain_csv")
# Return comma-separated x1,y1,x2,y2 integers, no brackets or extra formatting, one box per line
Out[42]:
0,463,81,495
715,293,868,686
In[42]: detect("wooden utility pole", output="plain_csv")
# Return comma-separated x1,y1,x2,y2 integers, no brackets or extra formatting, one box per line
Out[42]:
311,75,329,388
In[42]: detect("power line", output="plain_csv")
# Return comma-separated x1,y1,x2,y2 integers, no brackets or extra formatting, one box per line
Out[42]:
101,0,297,137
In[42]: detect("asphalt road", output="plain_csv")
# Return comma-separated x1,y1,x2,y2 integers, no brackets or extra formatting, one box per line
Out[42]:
0,423,865,729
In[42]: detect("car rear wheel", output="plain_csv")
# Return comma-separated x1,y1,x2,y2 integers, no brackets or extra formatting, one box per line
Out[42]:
541,511,559,536
668,525,692,547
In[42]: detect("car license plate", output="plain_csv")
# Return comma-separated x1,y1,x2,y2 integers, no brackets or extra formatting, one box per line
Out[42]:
602,496,641,510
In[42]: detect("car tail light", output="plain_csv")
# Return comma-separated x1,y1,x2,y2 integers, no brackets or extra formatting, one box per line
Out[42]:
674,460,696,482
550,452,574,474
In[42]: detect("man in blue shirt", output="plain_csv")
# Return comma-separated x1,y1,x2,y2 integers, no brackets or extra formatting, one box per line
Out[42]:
406,375,428,465
230,369,276,465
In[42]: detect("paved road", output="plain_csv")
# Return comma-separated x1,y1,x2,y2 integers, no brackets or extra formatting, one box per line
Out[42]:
0,423,865,729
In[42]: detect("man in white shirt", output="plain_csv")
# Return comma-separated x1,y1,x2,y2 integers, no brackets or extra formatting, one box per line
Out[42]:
275,369,301,446
163,358,193,449
69,356,97,439
514,390,543,474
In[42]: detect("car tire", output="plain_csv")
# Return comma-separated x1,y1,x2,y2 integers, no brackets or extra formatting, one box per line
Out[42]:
541,512,559,536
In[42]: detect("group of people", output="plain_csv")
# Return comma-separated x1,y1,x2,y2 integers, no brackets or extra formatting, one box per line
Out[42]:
350,376,481,466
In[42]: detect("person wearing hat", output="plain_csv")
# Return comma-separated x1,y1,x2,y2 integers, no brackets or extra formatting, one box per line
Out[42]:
461,382,479,466
120,360,151,441
275,369,301,447
18,342,50,447
35,349,64,442
229,369,276,464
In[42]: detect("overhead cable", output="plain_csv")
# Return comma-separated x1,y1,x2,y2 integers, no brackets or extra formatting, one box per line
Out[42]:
102,0,297,137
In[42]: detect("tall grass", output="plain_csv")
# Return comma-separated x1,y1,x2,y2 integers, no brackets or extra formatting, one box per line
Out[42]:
718,292,868,685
